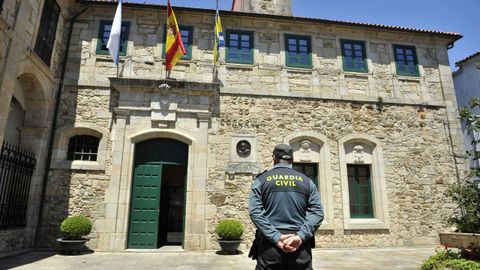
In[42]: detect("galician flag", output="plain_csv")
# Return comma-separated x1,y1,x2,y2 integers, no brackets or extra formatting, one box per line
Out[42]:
213,8,225,65
165,0,186,71
107,0,122,65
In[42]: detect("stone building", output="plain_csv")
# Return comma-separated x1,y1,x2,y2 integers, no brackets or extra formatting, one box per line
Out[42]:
453,52,480,183
0,0,77,252
0,0,467,252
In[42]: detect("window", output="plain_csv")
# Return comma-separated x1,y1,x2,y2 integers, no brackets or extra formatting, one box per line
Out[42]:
34,0,60,66
226,30,254,64
393,44,419,76
67,135,100,161
347,164,373,218
163,25,193,60
293,163,318,188
96,20,130,56
341,40,368,73
285,34,312,68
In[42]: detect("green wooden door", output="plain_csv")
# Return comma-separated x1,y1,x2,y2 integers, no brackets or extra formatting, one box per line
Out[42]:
128,163,163,249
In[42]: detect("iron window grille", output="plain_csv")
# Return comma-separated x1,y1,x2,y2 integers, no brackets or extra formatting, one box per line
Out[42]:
341,40,368,73
0,142,36,229
226,30,254,64
34,0,60,66
67,135,100,161
162,25,194,60
347,164,374,218
96,20,130,56
393,44,420,76
285,34,312,68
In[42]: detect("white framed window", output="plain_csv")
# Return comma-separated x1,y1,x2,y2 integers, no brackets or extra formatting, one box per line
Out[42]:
284,131,334,230
339,134,390,230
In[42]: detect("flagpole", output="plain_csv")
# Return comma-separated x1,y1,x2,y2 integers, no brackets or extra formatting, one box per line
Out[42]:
165,0,169,79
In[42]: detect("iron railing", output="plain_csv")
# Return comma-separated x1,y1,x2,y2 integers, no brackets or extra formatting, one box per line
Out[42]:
0,142,36,229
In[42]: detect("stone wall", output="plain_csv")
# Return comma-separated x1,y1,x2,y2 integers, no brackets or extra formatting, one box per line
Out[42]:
0,0,76,252
206,95,458,248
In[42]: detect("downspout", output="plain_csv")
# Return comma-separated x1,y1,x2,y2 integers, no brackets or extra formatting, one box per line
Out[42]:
35,4,89,248
439,39,462,184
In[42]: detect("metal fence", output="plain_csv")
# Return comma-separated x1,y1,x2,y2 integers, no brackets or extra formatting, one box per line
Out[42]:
0,142,36,229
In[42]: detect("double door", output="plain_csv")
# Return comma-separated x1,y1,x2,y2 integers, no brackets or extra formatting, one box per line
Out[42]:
127,162,186,249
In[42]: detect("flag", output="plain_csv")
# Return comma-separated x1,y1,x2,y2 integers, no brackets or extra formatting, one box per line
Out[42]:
107,0,122,65
213,9,224,65
232,0,243,11
165,0,186,71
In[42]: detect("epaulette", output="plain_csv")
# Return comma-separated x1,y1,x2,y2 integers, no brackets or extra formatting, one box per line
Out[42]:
255,170,268,178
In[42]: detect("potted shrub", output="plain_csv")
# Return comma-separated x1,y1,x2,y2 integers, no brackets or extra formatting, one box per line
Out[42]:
57,215,92,255
216,219,243,254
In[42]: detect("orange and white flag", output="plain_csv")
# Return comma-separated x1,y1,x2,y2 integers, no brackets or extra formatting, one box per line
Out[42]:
165,0,186,71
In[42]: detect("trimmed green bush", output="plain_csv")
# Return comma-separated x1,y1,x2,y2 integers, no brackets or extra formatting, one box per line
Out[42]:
60,216,92,240
421,250,480,270
216,219,243,240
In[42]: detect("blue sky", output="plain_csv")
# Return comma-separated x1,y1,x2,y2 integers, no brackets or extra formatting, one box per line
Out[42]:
128,0,478,70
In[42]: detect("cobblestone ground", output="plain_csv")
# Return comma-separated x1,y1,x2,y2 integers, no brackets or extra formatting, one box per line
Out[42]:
0,247,435,270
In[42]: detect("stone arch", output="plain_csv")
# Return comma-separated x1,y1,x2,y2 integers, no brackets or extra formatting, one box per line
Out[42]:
129,129,194,145
16,73,49,126
338,133,390,230
283,131,334,230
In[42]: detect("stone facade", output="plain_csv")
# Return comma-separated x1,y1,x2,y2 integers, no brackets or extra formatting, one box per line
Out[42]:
0,0,466,252
0,0,73,252
34,1,465,251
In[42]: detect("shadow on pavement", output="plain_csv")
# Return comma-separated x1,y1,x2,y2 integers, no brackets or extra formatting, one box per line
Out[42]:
0,250,93,270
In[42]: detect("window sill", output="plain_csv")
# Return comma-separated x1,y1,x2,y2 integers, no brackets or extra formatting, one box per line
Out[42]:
95,54,127,63
51,160,104,171
344,218,390,230
395,74,421,82
284,66,314,73
343,71,370,78
225,62,255,70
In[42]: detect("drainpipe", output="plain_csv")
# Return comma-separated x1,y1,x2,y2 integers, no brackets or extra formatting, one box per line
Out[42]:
35,4,89,248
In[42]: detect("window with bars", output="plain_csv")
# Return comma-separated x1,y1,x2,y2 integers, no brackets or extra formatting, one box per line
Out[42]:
226,30,254,64
34,0,60,66
393,44,420,76
67,135,100,161
96,20,130,56
347,164,374,218
285,34,312,68
293,163,318,188
163,25,193,60
341,40,368,73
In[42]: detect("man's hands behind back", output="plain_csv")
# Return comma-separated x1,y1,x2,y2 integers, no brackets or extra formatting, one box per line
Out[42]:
276,234,303,253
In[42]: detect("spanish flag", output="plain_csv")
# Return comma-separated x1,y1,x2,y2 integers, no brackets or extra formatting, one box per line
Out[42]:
165,0,186,71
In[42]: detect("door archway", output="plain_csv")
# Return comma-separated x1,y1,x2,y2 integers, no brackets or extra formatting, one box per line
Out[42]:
127,138,188,249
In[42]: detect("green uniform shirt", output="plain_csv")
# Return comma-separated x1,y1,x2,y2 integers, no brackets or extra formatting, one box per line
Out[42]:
249,163,324,244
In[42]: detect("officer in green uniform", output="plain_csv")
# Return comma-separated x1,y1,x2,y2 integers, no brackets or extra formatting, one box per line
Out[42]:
248,144,323,270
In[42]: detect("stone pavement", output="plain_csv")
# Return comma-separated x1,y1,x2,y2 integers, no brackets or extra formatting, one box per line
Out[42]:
0,247,436,270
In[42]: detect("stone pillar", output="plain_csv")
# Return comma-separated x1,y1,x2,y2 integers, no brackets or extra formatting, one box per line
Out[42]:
97,108,130,251
18,127,49,248
184,112,211,250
